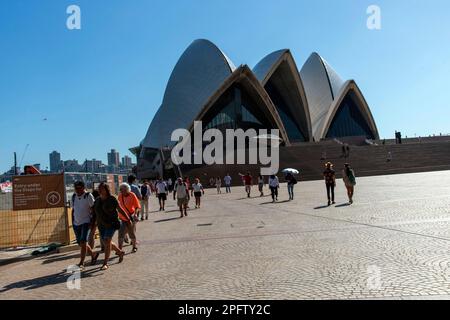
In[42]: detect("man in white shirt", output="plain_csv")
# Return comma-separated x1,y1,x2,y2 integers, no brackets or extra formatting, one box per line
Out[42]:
72,181,99,269
155,178,168,211
224,174,232,193
268,175,280,203
173,177,190,218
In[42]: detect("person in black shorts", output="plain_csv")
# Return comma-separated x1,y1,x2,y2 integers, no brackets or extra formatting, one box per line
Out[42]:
155,178,168,211
191,178,205,209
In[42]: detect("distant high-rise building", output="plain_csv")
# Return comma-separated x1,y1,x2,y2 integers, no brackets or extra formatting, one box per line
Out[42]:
107,149,120,167
63,160,81,172
121,155,132,168
83,159,103,173
49,151,61,172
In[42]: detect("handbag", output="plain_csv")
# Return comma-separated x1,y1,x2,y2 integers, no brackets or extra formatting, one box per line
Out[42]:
111,218,121,230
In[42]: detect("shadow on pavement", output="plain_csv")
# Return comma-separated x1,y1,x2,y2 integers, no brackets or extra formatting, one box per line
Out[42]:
314,205,329,210
154,217,181,223
39,253,80,265
0,268,101,293
236,196,264,200
0,250,56,267
163,209,181,214
259,200,291,205
335,203,351,208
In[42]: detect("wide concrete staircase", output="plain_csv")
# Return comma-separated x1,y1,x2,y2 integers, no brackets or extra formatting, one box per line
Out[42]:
181,139,450,186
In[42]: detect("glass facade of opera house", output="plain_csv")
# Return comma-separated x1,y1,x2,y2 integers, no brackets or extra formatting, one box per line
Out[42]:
134,39,379,178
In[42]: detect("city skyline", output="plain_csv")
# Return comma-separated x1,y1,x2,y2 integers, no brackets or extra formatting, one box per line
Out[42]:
1,148,135,176
1,0,450,173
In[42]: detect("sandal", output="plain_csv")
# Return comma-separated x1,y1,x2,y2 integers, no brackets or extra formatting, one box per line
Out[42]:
77,263,85,271
100,264,109,271
118,251,125,263
132,247,138,253
91,252,100,266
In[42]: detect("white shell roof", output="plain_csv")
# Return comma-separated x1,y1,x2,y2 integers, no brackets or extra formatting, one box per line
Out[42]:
300,52,345,141
253,49,288,83
142,39,236,148
141,41,376,148
253,49,313,141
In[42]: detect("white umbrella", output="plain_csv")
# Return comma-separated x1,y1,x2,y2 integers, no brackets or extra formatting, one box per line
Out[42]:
282,168,299,175
252,134,282,141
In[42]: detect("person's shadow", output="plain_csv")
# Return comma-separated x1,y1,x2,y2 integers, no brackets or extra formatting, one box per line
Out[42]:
39,253,80,265
154,217,180,223
259,200,291,205
335,203,351,208
0,267,100,293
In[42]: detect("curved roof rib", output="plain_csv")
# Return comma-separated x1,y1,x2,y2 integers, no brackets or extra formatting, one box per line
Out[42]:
142,39,236,149
320,56,345,99
191,65,291,145
300,52,345,141
253,50,312,142
319,80,380,140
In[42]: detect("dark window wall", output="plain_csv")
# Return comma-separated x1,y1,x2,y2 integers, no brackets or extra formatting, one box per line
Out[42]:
264,81,305,142
204,97,235,130
241,105,262,125
326,94,375,139
204,85,270,131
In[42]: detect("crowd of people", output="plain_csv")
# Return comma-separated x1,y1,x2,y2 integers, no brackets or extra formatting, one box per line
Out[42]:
71,175,144,271
70,162,357,271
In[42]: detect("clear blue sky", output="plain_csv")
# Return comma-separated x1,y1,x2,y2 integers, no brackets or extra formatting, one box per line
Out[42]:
1,0,450,173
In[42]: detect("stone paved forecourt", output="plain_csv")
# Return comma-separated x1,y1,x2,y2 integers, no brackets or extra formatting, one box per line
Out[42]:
1,171,450,300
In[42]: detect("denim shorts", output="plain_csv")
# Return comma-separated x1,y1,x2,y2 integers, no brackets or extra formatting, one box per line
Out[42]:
98,226,116,240
73,223,91,244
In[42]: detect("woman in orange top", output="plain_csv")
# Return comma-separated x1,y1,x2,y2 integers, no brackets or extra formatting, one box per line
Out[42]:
118,183,141,253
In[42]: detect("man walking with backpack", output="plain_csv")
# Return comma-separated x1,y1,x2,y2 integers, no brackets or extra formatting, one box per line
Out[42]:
72,181,99,269
173,177,190,218
128,175,142,201
140,180,151,220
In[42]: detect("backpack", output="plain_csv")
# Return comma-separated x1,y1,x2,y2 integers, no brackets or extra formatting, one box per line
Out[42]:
176,182,187,193
71,192,92,218
141,184,149,197
348,170,356,186
72,192,91,207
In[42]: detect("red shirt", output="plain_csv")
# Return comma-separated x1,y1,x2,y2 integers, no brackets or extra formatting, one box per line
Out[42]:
243,175,252,185
118,192,141,221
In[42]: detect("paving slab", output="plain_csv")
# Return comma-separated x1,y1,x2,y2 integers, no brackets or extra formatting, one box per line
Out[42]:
0,171,449,300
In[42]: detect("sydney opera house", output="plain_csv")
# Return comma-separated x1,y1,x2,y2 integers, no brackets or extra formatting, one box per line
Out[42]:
134,39,379,179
